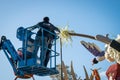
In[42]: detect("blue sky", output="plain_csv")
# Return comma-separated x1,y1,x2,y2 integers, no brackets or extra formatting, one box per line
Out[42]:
0,0,120,80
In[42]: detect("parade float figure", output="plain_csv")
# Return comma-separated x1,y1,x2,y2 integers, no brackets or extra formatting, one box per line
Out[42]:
104,35,120,80
80,34,120,80
45,25,120,80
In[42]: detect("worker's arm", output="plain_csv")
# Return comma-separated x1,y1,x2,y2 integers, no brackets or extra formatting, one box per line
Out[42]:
54,26,60,33
50,23,60,33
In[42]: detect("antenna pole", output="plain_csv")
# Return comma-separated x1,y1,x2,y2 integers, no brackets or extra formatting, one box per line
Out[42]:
60,38,63,80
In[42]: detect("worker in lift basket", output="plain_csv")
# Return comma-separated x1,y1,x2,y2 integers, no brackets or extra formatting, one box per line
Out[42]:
28,17,60,66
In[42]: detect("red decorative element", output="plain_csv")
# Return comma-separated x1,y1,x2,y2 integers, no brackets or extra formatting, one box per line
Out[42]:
106,63,120,80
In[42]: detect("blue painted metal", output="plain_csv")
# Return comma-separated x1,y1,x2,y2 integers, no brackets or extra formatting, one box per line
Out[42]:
0,26,59,77
17,26,59,76
1,36,22,75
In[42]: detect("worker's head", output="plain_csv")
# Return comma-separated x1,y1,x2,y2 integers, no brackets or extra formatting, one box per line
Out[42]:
43,17,49,23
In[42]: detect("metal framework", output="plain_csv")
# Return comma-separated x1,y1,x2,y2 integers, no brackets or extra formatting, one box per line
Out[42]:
0,26,59,79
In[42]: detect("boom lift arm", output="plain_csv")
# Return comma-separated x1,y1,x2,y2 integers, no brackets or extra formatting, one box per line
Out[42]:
0,36,22,75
